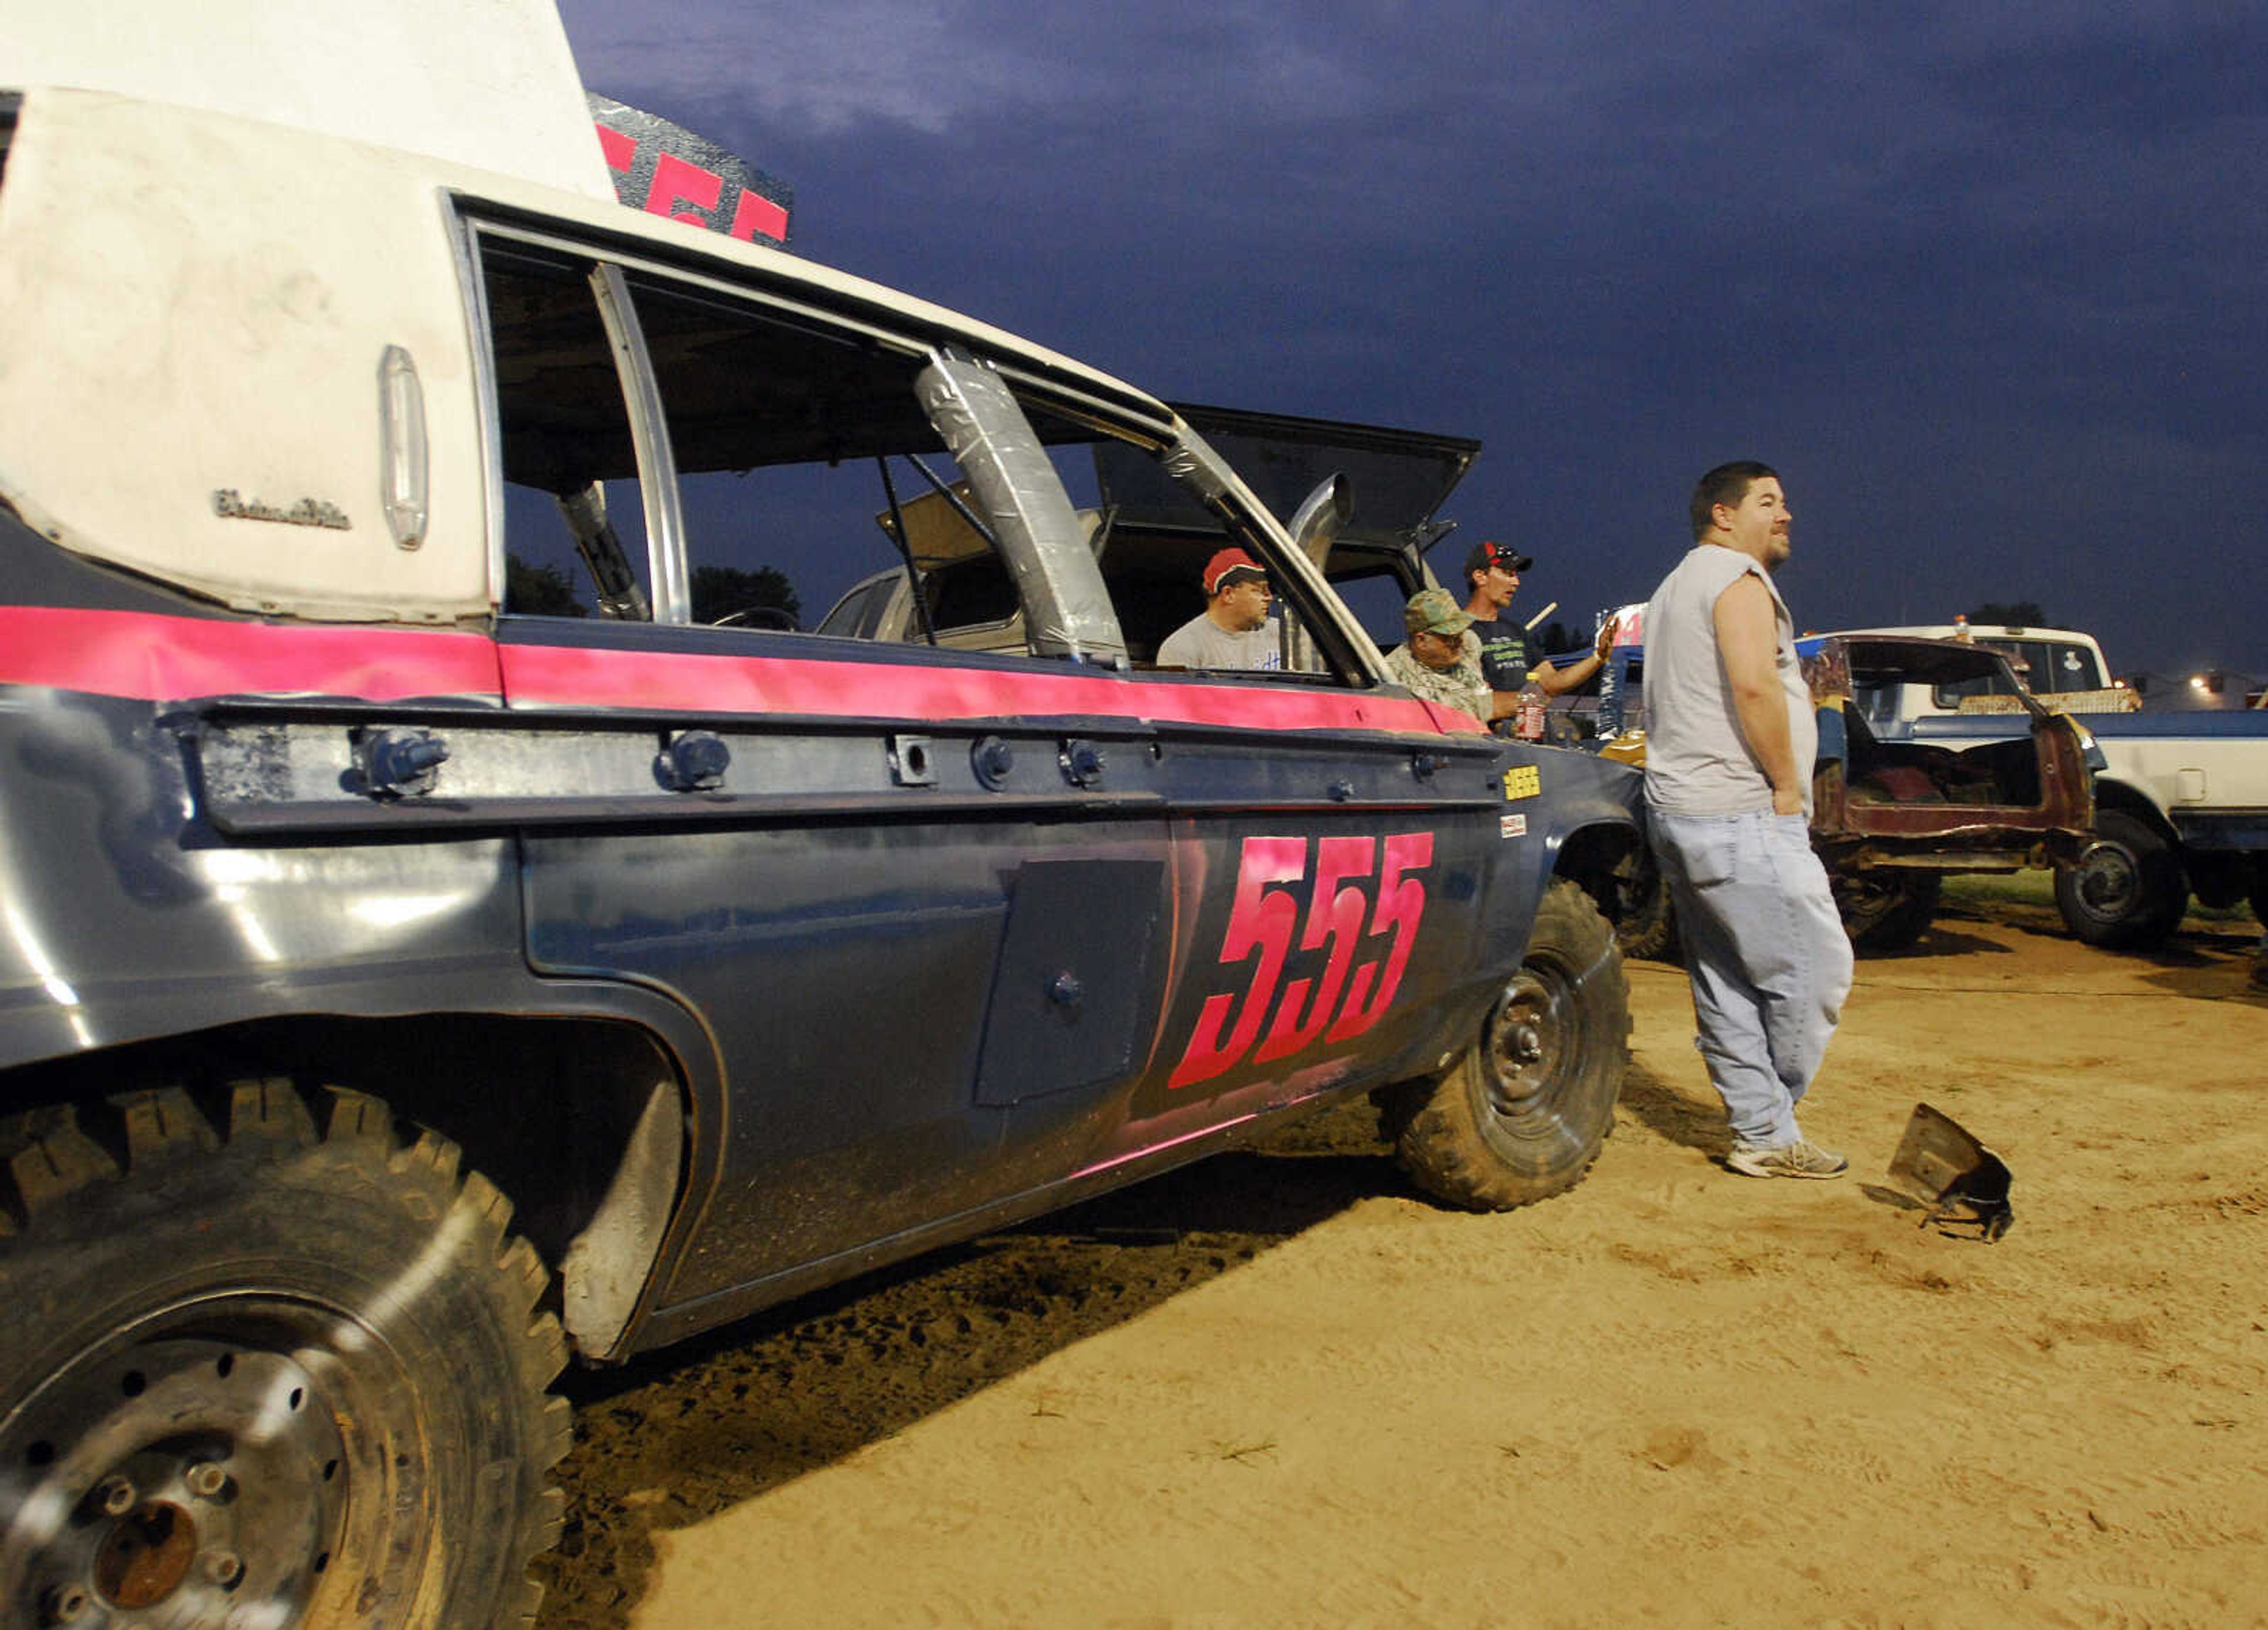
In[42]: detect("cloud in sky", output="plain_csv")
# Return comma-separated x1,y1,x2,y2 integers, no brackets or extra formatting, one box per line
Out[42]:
557,1,2268,672
558,1,1369,135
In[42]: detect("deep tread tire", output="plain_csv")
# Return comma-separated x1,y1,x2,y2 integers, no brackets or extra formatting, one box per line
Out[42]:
2055,809,2190,948
1837,871,1943,953
1611,844,1680,964
0,1081,571,1629
1383,879,1630,1211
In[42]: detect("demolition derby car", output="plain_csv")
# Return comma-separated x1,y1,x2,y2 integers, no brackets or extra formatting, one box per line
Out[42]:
0,6,1641,1623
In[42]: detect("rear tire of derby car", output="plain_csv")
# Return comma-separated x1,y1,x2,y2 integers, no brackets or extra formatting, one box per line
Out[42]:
1381,879,1630,1210
1609,843,1680,964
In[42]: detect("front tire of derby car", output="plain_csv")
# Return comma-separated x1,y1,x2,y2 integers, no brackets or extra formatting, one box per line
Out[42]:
1382,879,1630,1210
0,1081,572,1630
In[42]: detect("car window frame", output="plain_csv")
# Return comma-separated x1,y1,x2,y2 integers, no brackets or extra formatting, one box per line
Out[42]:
458,208,1130,665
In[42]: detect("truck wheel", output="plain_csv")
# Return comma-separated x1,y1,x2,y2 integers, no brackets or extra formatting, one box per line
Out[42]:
1836,872,1943,953
1382,879,1629,1211
2055,809,2190,948
1612,845,1680,963
0,1083,571,1630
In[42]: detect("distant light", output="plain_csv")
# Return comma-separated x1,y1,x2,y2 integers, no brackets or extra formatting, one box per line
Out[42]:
2191,674,2210,691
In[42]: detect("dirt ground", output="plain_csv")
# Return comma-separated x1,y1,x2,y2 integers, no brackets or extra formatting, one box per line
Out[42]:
533,891,2268,1629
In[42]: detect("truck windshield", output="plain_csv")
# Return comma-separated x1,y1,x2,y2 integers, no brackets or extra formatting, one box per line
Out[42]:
1934,639,2106,705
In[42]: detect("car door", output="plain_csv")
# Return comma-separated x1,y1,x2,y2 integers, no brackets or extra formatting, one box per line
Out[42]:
465,217,1178,1308
987,408,1529,1179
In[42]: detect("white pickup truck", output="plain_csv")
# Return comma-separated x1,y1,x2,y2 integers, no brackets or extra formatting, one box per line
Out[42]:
1839,623,2268,947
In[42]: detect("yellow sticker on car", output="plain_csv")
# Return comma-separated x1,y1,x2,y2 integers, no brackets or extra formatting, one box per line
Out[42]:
1502,764,1541,801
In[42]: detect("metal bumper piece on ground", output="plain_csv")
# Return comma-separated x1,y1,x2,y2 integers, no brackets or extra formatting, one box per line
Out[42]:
1888,1103,2014,1242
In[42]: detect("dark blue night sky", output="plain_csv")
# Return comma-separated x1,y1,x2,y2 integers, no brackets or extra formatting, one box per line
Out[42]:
556,2,2267,680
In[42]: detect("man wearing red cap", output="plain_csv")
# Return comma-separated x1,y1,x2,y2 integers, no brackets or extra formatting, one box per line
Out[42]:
1156,547,1282,671
1463,539,1615,698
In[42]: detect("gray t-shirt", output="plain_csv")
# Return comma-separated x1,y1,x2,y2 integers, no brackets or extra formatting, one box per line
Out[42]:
1155,614,1282,671
1641,545,1816,816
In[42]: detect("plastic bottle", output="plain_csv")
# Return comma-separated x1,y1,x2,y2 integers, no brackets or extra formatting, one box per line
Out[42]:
1516,680,1547,741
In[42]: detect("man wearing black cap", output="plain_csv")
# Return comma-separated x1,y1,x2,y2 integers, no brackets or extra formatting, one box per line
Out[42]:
1462,539,1614,697
1155,547,1281,671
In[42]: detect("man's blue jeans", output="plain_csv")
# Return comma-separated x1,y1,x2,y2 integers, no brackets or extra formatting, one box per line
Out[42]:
1648,808,1854,1147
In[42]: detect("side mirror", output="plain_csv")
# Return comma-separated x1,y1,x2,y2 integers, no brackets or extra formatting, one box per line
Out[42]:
1286,473,1351,569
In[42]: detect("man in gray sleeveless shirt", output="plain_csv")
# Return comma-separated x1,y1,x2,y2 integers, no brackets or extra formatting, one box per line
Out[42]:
1642,461,1854,1178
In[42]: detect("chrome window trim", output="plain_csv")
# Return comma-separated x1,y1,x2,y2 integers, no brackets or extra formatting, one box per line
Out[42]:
589,261,687,623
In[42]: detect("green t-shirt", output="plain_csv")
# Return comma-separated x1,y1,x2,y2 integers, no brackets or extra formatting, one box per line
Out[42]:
1467,615,1529,690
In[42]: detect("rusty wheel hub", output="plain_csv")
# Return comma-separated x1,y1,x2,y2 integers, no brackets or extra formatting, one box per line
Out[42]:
4,1322,352,1628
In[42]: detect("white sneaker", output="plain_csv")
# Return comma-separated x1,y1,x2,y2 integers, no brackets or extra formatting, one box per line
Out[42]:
1726,1138,1849,1179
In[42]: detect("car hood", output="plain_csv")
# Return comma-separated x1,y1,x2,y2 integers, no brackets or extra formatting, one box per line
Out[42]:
1093,402,1480,552
1801,633,2024,690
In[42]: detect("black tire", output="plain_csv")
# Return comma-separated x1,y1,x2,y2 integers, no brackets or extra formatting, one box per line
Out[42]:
1382,879,1630,1211
0,1081,571,1629
1611,843,1680,964
2249,860,2267,928
2055,809,2191,948
1836,871,1943,953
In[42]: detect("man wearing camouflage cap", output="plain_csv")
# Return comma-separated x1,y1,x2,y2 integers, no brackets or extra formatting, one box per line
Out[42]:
1383,588,1517,725
1387,586,1618,729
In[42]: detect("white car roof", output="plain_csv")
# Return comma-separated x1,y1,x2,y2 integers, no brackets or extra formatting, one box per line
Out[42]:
1,14,1172,625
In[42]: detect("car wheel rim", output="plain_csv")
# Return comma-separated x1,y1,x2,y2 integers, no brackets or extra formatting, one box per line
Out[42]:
2,1296,408,1629
1485,964,1578,1120
2075,842,2139,915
